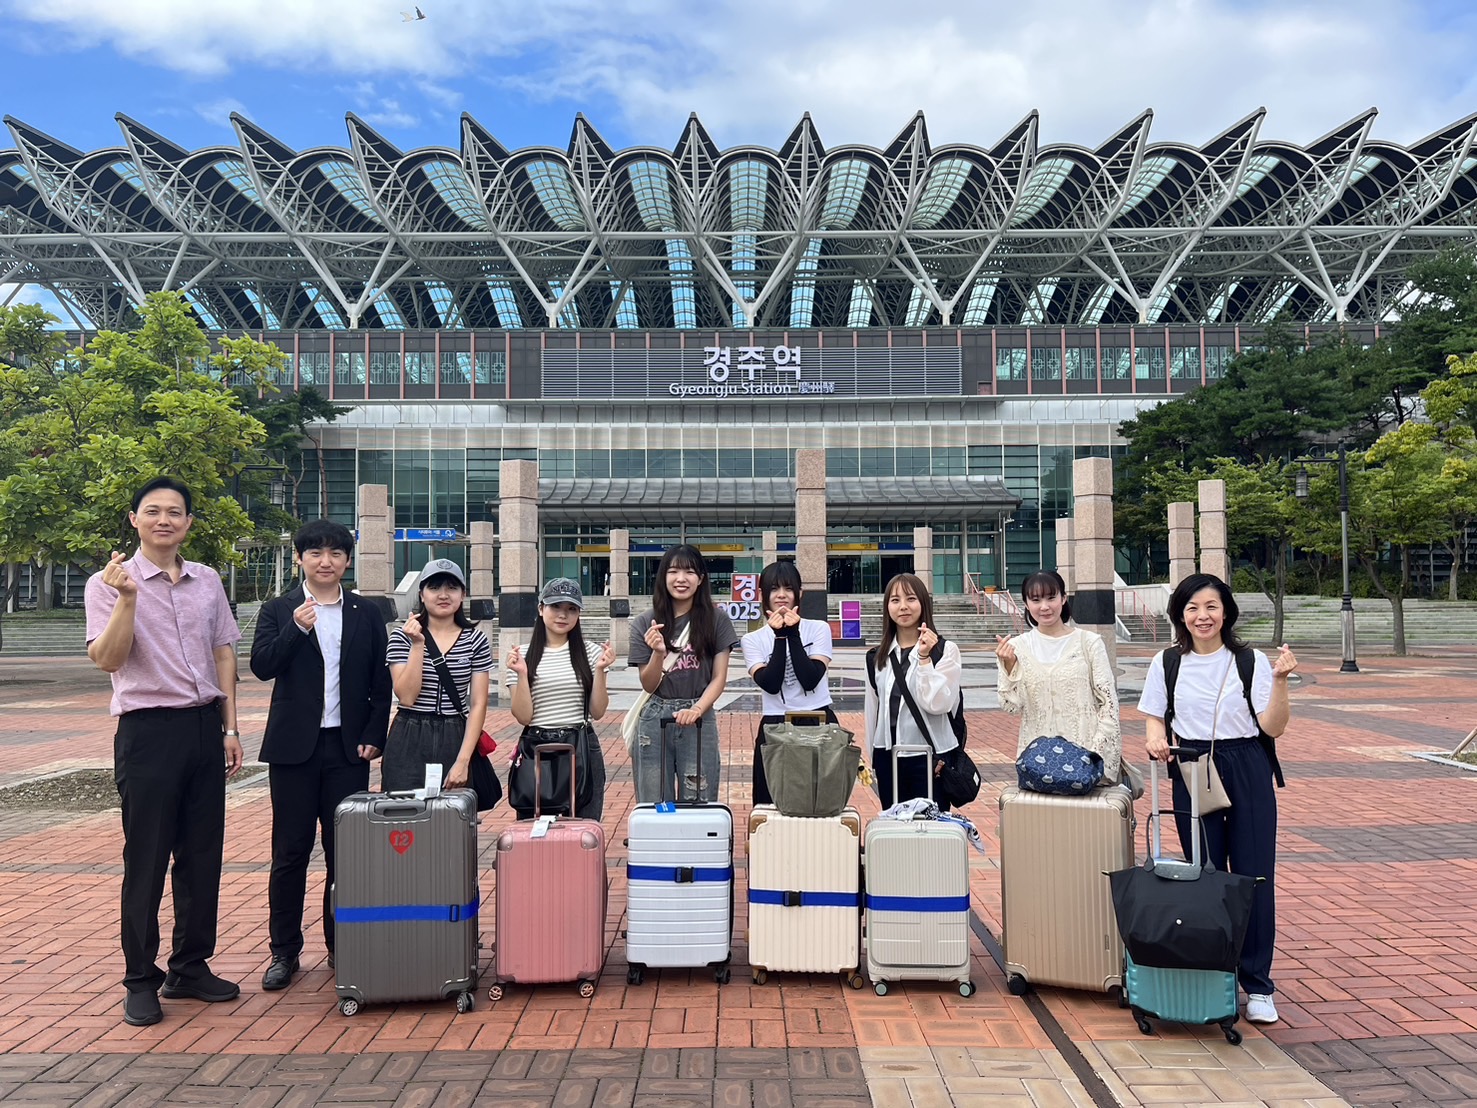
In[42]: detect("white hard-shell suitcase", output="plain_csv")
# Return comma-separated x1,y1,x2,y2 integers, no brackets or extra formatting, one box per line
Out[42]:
746,805,863,988
863,747,975,995
624,716,734,985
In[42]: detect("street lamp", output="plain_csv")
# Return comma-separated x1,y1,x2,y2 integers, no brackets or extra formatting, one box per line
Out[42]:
1294,442,1358,673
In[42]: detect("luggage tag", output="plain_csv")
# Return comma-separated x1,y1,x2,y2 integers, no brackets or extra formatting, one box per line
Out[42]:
420,762,443,799
655,801,676,814
530,815,555,838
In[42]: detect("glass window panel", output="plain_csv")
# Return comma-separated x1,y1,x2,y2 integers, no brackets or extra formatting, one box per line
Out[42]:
1101,347,1130,380
334,350,366,385
1030,346,1061,380
1205,346,1232,379
682,449,716,477
574,449,610,479
647,449,681,477
440,351,468,385
1065,347,1097,380
1170,345,1201,379
826,448,859,478
612,449,645,478
932,446,965,476
370,350,402,386
753,449,791,477
431,448,465,530
968,444,1002,475
539,450,574,479
996,348,1026,381
895,447,930,476
718,448,752,478
1134,345,1166,380
859,447,894,477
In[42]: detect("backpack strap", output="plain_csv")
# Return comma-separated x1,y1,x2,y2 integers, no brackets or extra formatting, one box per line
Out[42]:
930,635,968,747
1160,647,1182,736
865,647,879,694
1235,646,1286,788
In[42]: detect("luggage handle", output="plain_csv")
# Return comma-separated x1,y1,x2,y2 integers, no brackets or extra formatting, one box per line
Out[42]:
1148,745,1206,868
889,741,934,810
531,741,578,819
785,710,828,727
658,715,706,805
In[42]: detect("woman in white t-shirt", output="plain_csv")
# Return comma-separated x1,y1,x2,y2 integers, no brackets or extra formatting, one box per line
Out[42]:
505,577,616,820
995,570,1121,781
1137,573,1297,1028
741,560,835,806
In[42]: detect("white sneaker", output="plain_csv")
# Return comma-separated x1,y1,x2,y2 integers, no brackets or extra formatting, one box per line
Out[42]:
1245,993,1278,1024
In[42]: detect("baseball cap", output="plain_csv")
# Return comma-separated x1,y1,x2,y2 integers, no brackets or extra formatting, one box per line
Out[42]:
417,558,466,590
539,577,584,609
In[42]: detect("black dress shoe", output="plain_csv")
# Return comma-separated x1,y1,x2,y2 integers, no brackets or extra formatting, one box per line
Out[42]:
161,970,240,1003
327,951,335,970
123,990,162,1026
261,957,299,991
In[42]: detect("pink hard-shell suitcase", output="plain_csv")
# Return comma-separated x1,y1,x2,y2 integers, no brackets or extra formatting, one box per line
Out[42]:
488,742,607,1000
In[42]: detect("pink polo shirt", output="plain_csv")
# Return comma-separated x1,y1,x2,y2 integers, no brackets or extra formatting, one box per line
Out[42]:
85,552,241,717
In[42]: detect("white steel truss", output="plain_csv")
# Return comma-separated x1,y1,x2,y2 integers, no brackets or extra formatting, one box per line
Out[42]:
2,108,1476,330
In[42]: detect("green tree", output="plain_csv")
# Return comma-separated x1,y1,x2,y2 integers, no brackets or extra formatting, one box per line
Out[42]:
0,293,270,611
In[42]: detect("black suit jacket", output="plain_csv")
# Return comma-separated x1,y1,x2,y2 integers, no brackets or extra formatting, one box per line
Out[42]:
250,585,392,765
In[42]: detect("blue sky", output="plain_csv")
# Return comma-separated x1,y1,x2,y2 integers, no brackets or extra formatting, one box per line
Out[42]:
3,0,1476,157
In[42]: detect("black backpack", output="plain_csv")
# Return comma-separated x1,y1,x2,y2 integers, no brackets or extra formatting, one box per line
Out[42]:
1161,646,1285,788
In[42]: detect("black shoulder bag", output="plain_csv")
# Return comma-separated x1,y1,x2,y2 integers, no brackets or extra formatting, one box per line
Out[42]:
888,648,981,808
422,634,502,811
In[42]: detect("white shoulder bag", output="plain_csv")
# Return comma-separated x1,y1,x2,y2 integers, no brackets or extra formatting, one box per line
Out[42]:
621,621,690,754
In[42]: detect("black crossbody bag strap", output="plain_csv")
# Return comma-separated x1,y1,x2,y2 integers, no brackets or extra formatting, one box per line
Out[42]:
888,649,939,755
422,633,467,720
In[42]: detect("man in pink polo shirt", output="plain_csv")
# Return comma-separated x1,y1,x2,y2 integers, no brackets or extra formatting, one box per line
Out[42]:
85,477,244,1028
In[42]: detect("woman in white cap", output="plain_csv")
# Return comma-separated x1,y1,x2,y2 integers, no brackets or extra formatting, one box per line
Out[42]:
505,578,616,820
381,559,494,796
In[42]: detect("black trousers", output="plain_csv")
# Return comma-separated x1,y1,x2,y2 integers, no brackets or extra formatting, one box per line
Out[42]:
114,702,226,993
267,728,369,961
752,708,839,806
1169,737,1278,996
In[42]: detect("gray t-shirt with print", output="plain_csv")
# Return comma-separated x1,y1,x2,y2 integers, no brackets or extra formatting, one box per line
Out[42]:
628,608,740,701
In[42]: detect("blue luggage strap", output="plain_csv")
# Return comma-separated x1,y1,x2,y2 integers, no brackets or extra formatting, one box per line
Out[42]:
336,898,479,924
748,888,861,908
864,893,971,913
628,864,734,884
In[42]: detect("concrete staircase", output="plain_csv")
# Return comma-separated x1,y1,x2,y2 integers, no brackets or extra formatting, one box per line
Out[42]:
0,604,262,657
1237,596,1477,650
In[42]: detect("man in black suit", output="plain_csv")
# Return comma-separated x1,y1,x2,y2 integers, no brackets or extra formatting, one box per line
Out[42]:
250,520,391,991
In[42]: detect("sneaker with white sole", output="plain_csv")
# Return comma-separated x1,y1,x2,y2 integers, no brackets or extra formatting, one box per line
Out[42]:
1245,993,1278,1023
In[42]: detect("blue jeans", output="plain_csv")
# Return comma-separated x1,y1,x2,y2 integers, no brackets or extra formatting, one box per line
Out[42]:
635,696,720,804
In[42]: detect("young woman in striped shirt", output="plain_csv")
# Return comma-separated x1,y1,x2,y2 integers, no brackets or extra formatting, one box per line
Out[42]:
381,560,493,794
505,577,615,820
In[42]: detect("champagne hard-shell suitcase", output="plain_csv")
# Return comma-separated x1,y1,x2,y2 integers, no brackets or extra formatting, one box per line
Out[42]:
488,742,607,1000
624,716,734,985
332,789,480,1016
998,781,1133,996
746,805,863,987
864,747,974,995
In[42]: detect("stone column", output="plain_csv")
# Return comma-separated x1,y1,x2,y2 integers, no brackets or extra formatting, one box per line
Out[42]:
609,528,631,660
355,483,395,622
913,526,934,591
1198,479,1230,583
496,460,540,700
1072,457,1118,674
1055,518,1075,593
468,520,496,621
762,530,778,568
1168,501,1196,588
795,449,828,621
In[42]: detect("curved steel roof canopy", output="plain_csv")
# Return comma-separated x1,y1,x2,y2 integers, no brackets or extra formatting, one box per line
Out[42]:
3,108,1476,331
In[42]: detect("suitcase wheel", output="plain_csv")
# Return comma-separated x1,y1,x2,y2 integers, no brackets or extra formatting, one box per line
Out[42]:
487,983,504,1003
752,969,768,985
338,998,359,1017
1221,1018,1243,1045
1135,1015,1154,1036
874,981,888,997
845,971,864,990
958,980,975,998
714,966,730,985
626,966,645,986
455,991,474,1014
578,979,596,998
1007,974,1030,997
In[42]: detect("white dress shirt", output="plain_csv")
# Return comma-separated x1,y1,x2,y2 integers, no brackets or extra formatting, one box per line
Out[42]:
299,586,345,728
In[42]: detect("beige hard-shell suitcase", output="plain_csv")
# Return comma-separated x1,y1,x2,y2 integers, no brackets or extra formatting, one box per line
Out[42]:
746,805,863,987
998,783,1133,997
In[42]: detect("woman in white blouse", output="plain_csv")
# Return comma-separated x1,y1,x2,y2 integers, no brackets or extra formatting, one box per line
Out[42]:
863,573,962,809
995,570,1121,783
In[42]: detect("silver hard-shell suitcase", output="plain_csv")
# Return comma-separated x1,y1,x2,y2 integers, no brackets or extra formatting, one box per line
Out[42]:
332,789,479,1016
624,716,733,985
864,746,975,995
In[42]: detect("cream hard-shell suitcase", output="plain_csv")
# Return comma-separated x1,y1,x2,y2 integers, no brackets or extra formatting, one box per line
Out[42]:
998,783,1133,996
746,805,863,987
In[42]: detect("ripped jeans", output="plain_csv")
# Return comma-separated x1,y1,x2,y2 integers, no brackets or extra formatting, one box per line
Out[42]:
634,695,721,804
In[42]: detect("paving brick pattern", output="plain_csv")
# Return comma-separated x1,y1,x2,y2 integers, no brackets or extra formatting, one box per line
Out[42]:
5,647,1477,1105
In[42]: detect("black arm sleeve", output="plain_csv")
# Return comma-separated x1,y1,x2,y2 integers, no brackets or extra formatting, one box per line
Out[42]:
784,624,828,692
752,635,788,694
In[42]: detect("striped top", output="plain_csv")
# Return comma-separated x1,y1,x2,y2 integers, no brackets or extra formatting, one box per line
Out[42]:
387,627,493,715
504,640,602,728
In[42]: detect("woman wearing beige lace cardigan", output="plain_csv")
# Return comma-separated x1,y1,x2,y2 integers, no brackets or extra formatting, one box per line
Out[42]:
995,571,1121,781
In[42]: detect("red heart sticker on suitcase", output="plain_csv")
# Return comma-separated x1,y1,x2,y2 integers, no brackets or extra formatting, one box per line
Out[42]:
389,830,413,855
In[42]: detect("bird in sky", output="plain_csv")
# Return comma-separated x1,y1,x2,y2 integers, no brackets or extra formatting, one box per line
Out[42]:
401,6,426,20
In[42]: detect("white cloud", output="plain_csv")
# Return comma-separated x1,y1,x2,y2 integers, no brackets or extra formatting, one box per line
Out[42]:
3,0,1476,147
362,101,420,130
192,97,251,127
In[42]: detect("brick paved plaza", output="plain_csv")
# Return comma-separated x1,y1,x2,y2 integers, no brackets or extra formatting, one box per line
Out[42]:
1,645,1475,1107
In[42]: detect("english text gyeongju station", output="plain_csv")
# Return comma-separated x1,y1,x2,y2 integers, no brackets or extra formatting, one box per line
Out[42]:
3,106,1472,601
